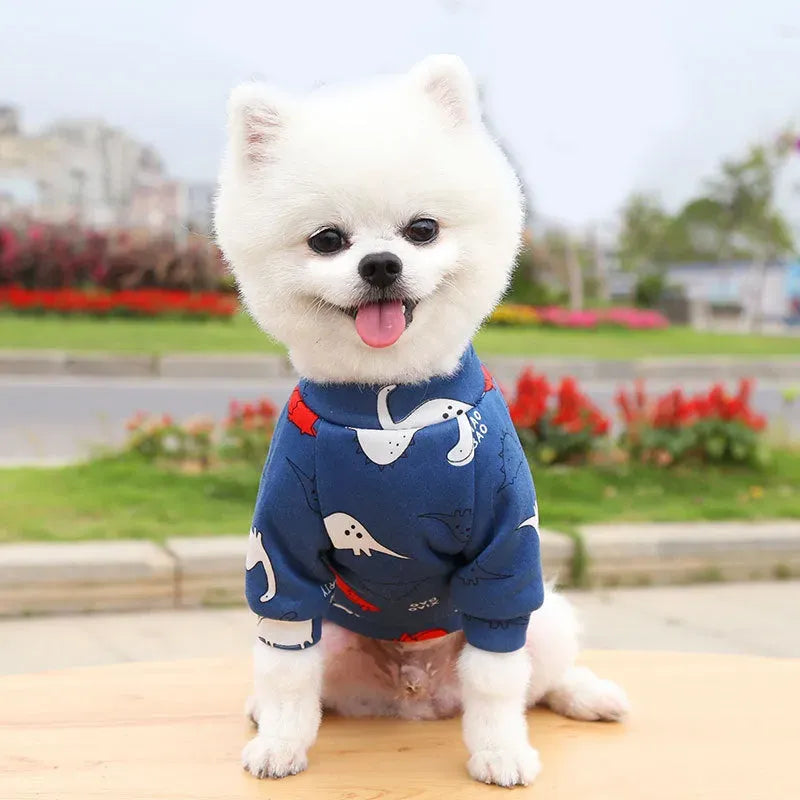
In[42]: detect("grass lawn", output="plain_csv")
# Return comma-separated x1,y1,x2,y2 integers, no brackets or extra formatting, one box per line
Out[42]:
2,451,798,545
1,312,800,358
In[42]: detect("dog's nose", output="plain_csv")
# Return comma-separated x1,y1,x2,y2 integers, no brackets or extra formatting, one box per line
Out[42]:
358,252,402,289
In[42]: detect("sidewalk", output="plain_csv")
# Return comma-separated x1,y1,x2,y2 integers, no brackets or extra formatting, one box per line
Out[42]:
1,582,797,675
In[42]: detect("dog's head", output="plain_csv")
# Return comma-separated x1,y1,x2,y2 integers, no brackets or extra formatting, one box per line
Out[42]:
215,55,524,384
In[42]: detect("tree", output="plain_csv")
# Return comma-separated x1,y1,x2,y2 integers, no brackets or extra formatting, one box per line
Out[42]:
699,134,797,330
617,193,673,272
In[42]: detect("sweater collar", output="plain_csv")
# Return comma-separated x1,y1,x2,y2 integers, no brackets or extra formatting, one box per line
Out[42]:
298,346,490,430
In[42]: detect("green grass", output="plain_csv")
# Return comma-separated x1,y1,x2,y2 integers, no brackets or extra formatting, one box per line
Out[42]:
2,451,798,544
0,313,282,355
1,312,799,357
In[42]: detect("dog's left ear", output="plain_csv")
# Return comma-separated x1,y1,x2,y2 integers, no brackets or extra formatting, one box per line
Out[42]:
408,54,479,127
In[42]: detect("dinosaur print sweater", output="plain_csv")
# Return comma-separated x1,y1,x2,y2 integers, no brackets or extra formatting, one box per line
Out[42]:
245,345,544,654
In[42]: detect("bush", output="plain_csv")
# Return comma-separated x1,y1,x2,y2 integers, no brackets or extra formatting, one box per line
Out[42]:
616,380,768,466
123,398,276,468
0,223,229,292
124,412,214,465
633,272,667,308
217,399,278,463
507,369,610,464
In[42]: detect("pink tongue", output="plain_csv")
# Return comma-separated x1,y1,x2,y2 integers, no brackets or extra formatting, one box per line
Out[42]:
354,300,406,348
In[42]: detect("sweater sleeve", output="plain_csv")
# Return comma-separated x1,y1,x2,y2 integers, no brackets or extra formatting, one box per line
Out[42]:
451,426,544,653
245,406,334,650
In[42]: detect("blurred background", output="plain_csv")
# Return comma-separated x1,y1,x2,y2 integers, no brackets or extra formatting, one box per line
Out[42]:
0,0,798,674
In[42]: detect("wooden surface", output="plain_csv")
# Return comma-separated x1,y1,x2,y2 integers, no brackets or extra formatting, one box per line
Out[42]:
1,650,799,799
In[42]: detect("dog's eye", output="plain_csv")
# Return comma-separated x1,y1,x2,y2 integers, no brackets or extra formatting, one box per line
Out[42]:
404,218,439,244
308,227,346,255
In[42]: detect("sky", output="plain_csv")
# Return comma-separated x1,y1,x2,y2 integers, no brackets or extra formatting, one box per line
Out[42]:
2,0,800,235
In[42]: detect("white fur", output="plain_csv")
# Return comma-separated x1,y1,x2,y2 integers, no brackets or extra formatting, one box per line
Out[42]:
242,639,323,779
215,54,524,385
218,56,627,787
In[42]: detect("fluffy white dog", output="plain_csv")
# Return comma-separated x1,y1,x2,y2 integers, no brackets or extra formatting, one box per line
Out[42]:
216,55,628,788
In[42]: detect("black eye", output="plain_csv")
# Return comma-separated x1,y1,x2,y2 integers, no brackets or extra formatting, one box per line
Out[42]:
308,227,346,255
404,218,439,244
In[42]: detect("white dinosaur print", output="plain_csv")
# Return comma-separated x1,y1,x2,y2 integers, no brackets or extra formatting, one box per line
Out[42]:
323,511,409,559
245,527,277,603
516,502,539,533
256,617,315,649
352,384,476,467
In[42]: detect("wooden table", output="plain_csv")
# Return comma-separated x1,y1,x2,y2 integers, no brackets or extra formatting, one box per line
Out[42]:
1,650,798,799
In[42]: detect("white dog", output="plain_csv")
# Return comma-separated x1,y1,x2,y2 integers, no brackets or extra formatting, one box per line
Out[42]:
215,55,628,789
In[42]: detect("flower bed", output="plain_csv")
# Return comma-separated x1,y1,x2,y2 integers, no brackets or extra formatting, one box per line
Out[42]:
507,369,610,464
123,372,770,472
487,303,540,326
0,287,238,319
487,303,669,330
616,380,768,467
125,398,277,467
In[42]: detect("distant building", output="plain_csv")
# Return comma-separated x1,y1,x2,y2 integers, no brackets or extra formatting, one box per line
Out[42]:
0,105,207,234
185,182,215,234
665,261,798,328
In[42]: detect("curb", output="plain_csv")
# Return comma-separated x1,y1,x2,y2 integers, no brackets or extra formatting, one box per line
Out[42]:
1,523,798,616
580,521,800,586
2,350,800,382
0,541,175,615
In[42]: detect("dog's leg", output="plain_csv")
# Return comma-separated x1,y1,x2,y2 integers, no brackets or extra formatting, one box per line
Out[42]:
542,665,630,721
241,641,323,779
525,589,630,721
458,644,541,787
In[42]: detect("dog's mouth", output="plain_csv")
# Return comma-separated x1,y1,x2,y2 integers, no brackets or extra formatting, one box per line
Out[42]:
331,299,418,349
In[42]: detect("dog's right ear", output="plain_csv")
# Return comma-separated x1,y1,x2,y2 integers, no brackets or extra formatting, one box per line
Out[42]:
227,82,289,169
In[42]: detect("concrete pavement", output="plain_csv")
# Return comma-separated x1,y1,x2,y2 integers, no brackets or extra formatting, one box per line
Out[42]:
1,582,797,675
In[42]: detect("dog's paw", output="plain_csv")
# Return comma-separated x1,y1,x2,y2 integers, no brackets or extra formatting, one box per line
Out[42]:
467,745,541,788
241,735,308,779
545,666,630,722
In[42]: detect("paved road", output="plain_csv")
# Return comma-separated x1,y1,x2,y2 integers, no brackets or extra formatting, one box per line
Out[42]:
2,374,799,463
1,582,797,675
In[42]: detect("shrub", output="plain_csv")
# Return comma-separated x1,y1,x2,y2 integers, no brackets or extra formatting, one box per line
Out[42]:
634,272,667,308
123,398,276,468
218,399,278,463
616,380,768,466
508,369,610,464
0,222,229,292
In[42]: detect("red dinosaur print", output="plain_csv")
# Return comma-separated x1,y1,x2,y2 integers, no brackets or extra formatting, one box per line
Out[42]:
287,386,319,437
481,364,494,393
396,628,449,642
333,572,380,613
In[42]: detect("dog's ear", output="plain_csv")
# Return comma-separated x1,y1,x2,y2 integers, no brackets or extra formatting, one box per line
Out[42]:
227,82,290,168
408,54,479,127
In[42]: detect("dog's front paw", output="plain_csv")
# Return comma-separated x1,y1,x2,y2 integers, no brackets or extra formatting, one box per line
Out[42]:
467,745,541,788
241,735,308,779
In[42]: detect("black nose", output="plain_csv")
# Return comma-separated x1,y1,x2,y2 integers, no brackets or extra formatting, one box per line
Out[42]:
358,252,402,289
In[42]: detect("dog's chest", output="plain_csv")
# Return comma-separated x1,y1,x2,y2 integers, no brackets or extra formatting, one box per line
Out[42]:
314,417,480,569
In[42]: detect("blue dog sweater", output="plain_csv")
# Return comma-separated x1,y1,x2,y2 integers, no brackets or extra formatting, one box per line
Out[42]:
245,345,544,653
